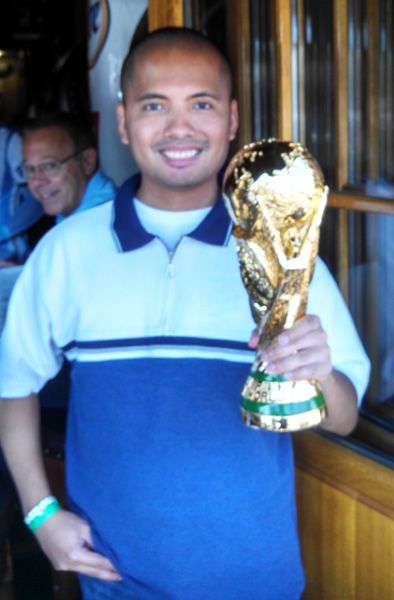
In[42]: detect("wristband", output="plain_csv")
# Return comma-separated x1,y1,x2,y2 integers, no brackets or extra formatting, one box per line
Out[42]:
24,496,61,532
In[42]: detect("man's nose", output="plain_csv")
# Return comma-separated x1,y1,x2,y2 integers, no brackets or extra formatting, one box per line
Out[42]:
26,169,50,184
164,108,195,136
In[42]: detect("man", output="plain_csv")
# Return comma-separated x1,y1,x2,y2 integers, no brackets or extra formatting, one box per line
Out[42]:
22,111,117,221
0,28,370,600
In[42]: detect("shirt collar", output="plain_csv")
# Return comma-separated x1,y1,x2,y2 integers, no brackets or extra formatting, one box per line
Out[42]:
112,174,233,252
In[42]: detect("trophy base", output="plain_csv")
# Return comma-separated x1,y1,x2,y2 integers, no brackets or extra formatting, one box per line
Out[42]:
241,404,326,432
241,371,326,432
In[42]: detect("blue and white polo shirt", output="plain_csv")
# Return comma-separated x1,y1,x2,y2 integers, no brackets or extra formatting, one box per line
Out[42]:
0,175,369,599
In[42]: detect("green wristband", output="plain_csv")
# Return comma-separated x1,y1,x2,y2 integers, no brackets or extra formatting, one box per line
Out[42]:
24,496,61,532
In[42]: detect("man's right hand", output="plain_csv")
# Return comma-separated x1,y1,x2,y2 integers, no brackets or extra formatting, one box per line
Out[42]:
35,509,122,581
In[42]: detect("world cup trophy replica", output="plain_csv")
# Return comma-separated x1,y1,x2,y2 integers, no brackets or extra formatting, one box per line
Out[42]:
223,139,329,432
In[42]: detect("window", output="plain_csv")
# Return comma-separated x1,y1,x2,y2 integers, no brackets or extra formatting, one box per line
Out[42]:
188,0,394,464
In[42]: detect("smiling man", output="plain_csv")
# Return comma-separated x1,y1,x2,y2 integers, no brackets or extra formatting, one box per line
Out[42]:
116,38,237,209
0,28,370,600
22,112,117,221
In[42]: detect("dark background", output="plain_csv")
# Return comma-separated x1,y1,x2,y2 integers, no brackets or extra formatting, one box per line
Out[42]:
0,0,90,125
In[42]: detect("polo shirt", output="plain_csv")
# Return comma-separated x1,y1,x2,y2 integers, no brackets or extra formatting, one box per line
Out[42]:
0,175,370,599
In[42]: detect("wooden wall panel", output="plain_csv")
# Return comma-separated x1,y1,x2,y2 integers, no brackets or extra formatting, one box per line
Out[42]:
296,470,357,598
295,432,394,600
355,504,394,600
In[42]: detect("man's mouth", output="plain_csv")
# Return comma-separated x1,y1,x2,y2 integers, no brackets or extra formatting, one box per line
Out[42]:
153,139,208,166
161,148,200,160
37,189,57,203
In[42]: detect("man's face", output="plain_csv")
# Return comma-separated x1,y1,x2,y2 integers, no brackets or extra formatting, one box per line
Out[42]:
23,126,93,217
117,45,238,208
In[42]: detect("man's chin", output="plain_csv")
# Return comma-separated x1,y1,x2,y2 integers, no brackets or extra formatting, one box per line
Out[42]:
39,202,61,216
161,174,211,190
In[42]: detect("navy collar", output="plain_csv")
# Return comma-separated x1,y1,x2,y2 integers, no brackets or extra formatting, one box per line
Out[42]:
112,174,232,252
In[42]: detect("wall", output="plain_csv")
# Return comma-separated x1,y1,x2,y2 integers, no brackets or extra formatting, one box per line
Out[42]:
294,431,394,599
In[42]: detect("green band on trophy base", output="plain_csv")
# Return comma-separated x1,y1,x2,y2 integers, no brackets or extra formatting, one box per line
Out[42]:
250,371,287,383
241,393,325,417
240,369,326,431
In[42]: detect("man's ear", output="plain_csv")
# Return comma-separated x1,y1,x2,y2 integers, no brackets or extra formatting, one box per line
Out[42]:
81,148,97,177
116,102,129,145
229,99,239,142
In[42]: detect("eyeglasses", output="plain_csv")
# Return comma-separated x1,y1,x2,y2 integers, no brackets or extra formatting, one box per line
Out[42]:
23,148,86,179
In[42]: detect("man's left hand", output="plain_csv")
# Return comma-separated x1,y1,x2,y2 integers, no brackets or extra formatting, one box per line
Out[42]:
249,315,333,384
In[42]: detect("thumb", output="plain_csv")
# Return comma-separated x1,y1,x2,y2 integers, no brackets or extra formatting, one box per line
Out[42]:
248,328,259,349
80,523,94,548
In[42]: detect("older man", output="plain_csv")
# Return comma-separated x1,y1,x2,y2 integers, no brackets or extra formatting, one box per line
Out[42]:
22,112,117,221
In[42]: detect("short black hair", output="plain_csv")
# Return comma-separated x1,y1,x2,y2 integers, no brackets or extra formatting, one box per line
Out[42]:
120,26,233,99
23,111,97,152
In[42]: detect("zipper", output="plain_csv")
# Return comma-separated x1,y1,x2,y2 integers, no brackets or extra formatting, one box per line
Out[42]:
158,244,177,334
167,249,175,277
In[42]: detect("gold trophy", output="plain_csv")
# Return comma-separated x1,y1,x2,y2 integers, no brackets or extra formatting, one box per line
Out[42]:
223,139,328,432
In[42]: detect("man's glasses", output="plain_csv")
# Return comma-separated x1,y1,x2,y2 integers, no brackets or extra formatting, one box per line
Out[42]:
23,148,86,179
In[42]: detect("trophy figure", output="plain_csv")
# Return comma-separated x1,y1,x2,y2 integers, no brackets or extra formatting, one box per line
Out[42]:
223,139,329,432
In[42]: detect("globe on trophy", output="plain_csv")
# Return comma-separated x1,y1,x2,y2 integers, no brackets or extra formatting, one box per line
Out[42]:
223,139,329,432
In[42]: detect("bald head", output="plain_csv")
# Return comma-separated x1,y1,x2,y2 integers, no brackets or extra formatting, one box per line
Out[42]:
120,27,233,101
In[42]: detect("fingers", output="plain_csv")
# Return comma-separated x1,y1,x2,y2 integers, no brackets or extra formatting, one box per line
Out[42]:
66,545,122,581
51,539,122,581
248,328,260,349
258,315,333,381
35,509,122,581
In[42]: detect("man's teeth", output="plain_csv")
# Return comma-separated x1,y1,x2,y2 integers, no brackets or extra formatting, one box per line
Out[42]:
163,149,199,159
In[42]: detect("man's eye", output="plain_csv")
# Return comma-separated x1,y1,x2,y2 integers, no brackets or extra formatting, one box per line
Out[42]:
143,102,164,112
24,165,35,177
42,161,59,174
193,101,212,110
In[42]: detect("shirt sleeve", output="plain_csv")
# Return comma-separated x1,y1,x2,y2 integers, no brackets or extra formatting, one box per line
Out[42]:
0,233,71,398
308,257,371,405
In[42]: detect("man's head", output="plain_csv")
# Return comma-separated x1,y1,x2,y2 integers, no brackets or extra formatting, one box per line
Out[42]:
23,112,98,217
117,27,238,210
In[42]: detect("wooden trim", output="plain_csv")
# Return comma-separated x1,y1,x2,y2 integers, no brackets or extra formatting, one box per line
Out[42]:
337,208,349,302
296,0,305,145
366,0,380,180
353,0,363,183
227,0,252,147
148,0,184,31
294,431,394,519
329,192,394,215
386,2,394,178
273,0,292,139
352,416,394,461
333,0,348,188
